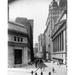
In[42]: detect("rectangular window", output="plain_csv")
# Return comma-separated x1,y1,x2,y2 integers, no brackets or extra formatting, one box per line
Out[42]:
18,37,20,42
54,40,55,52
54,39,55,52
14,36,16,41
60,33,62,51
58,35,59,52
60,32,64,51
63,30,65,51
58,34,60,51
57,36,59,52
21,38,23,42
53,39,55,52
53,40,55,52
56,37,57,52
56,36,58,52
62,31,64,51
57,36,58,52
54,39,56,52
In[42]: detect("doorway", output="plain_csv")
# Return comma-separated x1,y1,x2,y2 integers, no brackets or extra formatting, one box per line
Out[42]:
14,49,22,64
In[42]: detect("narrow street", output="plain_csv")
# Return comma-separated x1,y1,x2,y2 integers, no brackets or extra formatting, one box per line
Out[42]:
8,61,67,75
8,0,67,75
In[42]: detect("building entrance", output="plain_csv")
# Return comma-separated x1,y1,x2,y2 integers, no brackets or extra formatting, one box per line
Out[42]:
14,49,22,64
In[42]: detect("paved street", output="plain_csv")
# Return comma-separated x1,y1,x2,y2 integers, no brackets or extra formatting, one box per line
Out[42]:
8,61,67,75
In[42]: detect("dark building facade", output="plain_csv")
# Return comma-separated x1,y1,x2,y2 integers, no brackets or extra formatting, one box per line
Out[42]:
34,43,39,58
38,34,46,60
15,17,34,61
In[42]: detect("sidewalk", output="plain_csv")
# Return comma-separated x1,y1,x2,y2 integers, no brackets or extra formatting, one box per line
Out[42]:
8,61,67,75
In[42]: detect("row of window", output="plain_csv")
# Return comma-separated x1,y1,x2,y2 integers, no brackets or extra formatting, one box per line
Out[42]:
53,31,64,52
14,36,23,42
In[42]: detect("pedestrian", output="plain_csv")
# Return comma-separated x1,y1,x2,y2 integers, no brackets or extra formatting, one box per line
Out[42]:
35,59,38,68
31,71,33,75
35,60,37,68
52,67,55,73
35,72,37,75
41,72,43,75
49,72,51,75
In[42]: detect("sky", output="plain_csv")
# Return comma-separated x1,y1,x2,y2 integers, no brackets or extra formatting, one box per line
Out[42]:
9,0,52,46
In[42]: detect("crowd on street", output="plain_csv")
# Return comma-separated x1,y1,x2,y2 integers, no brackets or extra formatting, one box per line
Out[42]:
8,60,67,75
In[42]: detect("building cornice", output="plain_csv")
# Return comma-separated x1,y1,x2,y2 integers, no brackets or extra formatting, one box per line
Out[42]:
8,21,25,28
8,41,30,48
8,29,28,37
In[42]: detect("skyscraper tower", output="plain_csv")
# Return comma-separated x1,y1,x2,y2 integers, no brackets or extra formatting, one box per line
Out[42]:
49,0,59,30
59,0,67,8
45,0,67,60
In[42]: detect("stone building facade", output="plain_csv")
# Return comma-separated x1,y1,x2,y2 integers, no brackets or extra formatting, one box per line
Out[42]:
8,18,34,68
45,0,60,60
44,0,67,61
38,34,46,59
51,8,67,64
38,34,43,52
34,43,38,55
15,17,34,61
44,26,51,60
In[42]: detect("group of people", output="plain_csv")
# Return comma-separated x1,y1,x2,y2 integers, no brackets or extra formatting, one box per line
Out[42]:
35,59,43,68
34,59,56,73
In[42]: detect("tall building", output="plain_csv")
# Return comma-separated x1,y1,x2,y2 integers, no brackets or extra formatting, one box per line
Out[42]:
43,33,46,60
38,34,46,59
44,28,51,60
59,0,67,8
51,7,67,64
38,34,44,52
8,21,31,68
15,17,34,61
8,0,16,4
45,0,67,61
34,43,39,57
45,0,60,60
